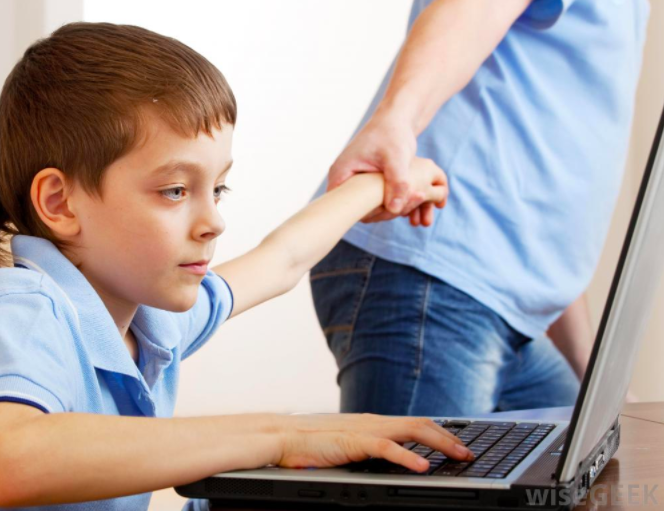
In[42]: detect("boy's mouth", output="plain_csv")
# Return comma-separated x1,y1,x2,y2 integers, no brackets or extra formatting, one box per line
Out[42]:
179,260,209,275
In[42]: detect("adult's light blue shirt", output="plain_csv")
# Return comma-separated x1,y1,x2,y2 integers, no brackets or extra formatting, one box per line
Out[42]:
0,235,232,511
315,0,650,337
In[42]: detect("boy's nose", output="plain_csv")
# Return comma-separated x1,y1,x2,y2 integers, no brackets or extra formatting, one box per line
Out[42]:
193,205,225,241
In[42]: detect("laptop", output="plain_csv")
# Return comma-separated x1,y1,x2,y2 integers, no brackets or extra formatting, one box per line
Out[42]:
176,104,664,510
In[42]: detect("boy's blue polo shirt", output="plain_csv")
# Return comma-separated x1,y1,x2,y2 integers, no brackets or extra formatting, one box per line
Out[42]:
314,0,650,338
0,235,232,511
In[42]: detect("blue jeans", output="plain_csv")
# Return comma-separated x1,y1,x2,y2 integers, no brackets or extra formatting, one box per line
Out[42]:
310,241,580,416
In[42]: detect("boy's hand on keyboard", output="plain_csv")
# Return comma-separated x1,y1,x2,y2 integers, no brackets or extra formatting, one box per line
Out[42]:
361,157,448,226
274,413,473,473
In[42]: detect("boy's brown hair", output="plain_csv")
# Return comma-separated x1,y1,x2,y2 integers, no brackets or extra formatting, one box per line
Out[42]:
0,22,237,267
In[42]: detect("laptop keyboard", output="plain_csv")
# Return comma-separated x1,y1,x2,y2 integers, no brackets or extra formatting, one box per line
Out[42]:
351,420,555,479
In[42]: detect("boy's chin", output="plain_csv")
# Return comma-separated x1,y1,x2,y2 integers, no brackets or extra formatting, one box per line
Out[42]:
166,298,197,313
149,294,197,313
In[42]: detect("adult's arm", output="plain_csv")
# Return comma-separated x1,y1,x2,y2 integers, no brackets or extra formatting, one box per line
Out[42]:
547,293,595,380
329,0,532,225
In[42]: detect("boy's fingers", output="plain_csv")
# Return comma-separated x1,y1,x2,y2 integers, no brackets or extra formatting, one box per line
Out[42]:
431,184,449,205
429,163,448,186
364,437,430,473
421,203,435,226
399,418,474,461
415,417,463,445
409,208,421,226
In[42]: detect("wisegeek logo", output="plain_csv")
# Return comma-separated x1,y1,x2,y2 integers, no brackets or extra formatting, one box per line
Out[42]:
525,484,659,507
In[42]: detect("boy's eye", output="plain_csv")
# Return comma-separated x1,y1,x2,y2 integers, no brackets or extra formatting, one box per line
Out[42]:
160,186,186,201
214,184,231,199
160,185,231,202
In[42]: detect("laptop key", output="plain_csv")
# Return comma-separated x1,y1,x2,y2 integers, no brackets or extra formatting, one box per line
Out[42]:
433,466,466,477
351,459,399,473
471,421,516,428
412,445,434,457
445,420,471,428
514,422,538,429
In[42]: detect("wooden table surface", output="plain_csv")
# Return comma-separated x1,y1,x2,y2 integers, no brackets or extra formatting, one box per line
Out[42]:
202,402,664,511
573,402,664,510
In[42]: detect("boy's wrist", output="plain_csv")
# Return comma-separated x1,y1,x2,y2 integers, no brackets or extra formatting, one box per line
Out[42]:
344,172,386,212
212,413,289,470
262,414,292,467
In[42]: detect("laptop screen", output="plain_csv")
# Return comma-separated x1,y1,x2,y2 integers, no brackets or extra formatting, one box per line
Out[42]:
557,105,664,482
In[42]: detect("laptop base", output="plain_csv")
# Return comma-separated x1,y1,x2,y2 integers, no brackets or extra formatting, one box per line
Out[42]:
177,417,619,510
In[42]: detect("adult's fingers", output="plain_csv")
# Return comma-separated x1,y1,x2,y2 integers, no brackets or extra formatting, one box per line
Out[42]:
385,180,411,215
326,166,356,192
328,155,381,192
362,209,400,223
383,158,411,215
360,205,385,223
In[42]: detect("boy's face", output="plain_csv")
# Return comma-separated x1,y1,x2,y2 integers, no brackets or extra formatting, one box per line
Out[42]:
66,114,233,313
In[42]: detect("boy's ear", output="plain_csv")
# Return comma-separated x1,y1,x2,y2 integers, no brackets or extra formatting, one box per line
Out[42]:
30,168,81,238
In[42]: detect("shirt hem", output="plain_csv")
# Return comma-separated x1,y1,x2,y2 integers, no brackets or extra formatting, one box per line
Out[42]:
342,227,549,339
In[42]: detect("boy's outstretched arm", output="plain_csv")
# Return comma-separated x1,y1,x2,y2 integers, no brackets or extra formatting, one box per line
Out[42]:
212,159,447,318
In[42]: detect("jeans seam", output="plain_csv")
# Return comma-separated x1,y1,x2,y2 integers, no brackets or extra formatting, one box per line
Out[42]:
322,253,376,358
406,275,432,416
417,276,432,376
341,255,376,356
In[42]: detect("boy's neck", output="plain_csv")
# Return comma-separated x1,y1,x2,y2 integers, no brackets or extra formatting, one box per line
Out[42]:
64,251,139,356
124,329,140,365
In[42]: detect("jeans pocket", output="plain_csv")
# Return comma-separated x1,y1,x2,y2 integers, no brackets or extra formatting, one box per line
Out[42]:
310,241,375,362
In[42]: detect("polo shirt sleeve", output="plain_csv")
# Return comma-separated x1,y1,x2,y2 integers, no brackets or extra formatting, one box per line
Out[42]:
519,0,575,29
0,292,76,414
180,269,234,360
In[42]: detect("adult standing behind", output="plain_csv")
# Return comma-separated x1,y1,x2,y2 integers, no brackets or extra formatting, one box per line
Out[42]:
310,0,649,416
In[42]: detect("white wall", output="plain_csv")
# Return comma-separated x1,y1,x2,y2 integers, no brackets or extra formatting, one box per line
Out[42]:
84,0,414,415
0,0,83,67
1,0,662,418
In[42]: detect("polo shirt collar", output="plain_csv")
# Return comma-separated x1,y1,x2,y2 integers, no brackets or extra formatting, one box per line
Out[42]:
11,235,179,378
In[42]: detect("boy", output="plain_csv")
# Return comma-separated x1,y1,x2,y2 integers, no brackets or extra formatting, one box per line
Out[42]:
0,22,472,510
